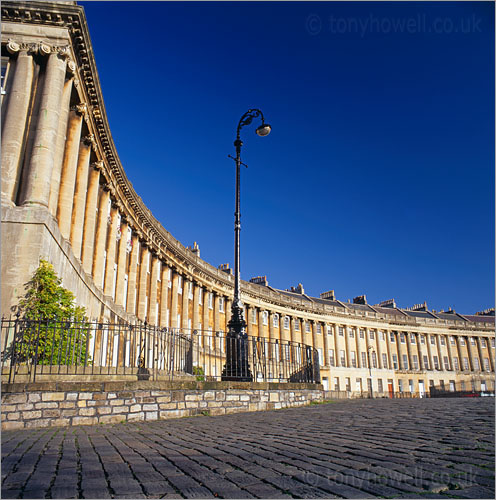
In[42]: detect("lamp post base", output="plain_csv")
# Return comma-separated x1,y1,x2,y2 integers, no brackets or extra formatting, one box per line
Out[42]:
221,306,253,382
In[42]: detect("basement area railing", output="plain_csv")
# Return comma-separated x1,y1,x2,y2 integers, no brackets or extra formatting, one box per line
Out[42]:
1,317,320,384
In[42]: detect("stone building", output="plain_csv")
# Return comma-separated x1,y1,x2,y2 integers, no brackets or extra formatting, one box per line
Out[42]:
1,1,494,396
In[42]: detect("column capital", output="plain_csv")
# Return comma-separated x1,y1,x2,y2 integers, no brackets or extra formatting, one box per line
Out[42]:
82,134,97,150
42,43,72,59
6,39,21,54
67,59,76,74
73,102,88,117
91,160,104,171
6,39,37,54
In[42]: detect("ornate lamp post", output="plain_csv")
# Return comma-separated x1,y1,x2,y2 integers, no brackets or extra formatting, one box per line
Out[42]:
221,109,271,381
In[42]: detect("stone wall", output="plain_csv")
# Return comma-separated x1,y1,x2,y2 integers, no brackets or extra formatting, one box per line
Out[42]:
1,381,323,430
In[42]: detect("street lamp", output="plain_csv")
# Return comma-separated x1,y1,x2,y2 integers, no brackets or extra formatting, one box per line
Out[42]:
221,109,271,381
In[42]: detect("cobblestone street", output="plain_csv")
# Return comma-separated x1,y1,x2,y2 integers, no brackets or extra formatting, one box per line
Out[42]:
2,398,494,499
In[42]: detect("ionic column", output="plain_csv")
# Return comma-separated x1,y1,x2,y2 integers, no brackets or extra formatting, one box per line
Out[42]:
425,334,434,371
383,330,392,370
20,50,67,207
125,235,139,316
343,325,350,367
466,337,475,371
114,221,129,308
81,163,101,273
464,336,474,371
322,323,330,366
170,272,179,329
355,327,361,368
69,135,93,257
103,205,119,297
405,332,413,370
137,246,150,321
1,47,35,204
148,256,160,325
56,106,84,238
182,279,190,331
48,77,74,215
159,265,170,327
311,320,319,352
445,334,454,371
475,337,484,372
455,336,464,371
246,305,253,336
485,337,494,372
365,327,371,369
268,312,274,343
289,317,296,345
257,309,264,339
374,330,383,369
213,294,220,333
92,187,110,289
202,288,210,333
416,333,424,370
192,283,200,331
333,324,340,367
394,332,402,369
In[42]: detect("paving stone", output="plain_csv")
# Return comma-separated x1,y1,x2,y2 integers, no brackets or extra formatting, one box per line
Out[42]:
142,481,177,496
243,482,293,498
0,489,21,499
450,485,496,499
1,399,495,499
81,487,112,498
20,489,48,499
49,486,79,498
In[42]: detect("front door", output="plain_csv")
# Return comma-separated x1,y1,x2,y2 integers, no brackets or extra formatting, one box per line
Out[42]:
388,381,394,398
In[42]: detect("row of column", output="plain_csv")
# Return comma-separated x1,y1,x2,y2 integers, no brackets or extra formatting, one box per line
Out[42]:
2,42,77,208
326,325,494,374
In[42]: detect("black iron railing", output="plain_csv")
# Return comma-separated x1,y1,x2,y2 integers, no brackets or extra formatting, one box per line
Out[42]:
1,317,320,384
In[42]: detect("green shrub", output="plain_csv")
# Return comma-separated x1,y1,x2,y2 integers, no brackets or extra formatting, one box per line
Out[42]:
192,365,205,381
12,259,91,365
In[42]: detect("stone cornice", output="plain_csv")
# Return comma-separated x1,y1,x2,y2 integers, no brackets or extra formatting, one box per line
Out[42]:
2,2,493,333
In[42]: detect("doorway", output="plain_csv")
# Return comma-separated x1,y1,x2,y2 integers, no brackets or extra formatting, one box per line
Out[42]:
419,380,425,398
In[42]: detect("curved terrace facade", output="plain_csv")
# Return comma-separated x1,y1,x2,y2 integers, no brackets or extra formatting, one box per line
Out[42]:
1,1,494,395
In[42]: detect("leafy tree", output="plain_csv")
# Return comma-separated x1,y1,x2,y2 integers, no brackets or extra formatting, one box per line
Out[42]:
12,259,91,365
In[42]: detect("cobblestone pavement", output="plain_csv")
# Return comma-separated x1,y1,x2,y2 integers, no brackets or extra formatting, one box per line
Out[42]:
2,398,494,499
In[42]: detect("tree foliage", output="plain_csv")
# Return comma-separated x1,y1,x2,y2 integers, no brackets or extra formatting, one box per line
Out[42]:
12,259,91,365
17,259,86,320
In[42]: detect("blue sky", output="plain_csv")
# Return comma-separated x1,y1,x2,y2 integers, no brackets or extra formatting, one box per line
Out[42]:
81,1,494,314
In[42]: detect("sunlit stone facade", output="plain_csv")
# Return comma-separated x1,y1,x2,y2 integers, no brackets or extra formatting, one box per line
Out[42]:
1,1,494,395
